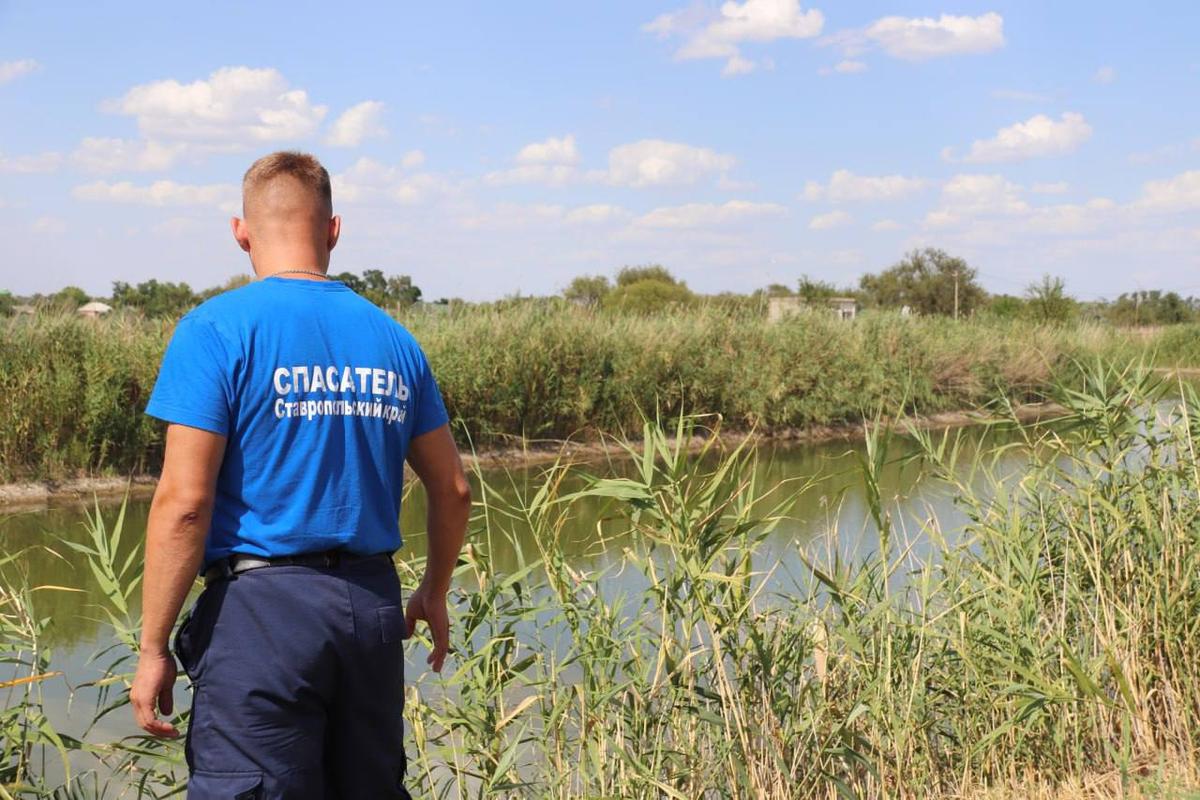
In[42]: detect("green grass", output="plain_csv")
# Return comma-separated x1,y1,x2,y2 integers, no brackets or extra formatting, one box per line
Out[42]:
4,362,1200,797
1,302,1191,481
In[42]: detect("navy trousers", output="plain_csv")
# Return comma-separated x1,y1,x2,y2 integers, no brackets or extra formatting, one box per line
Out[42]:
174,555,412,799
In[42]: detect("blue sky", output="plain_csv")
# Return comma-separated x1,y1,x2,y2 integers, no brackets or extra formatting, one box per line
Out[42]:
1,1,1198,301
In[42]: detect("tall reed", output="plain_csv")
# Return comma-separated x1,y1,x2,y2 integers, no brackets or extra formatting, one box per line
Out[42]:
3,361,1198,797
0,304,1182,481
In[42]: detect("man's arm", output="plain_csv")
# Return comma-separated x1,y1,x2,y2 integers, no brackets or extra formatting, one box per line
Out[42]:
130,423,226,738
404,423,471,673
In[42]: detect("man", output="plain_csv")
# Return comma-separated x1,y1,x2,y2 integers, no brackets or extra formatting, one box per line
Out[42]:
129,151,470,799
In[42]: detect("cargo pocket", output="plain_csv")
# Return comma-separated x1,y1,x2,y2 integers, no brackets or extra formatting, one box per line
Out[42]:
186,770,263,799
378,606,407,643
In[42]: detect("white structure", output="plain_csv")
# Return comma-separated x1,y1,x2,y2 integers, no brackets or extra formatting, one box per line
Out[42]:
830,297,857,321
77,301,112,318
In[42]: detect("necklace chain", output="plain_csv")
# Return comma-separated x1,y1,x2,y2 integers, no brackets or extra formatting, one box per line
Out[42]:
268,269,330,280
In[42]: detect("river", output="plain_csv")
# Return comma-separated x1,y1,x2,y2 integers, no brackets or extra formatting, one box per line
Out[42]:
0,423,1028,785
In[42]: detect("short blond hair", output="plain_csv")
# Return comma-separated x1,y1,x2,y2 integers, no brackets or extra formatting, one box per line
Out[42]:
242,151,332,214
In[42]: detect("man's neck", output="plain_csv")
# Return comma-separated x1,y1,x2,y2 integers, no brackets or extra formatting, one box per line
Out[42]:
259,268,330,281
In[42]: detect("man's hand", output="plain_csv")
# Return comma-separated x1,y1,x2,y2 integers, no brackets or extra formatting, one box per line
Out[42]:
405,582,450,672
130,650,181,738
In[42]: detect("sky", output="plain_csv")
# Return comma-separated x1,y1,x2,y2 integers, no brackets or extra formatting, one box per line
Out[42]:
1,1,1198,302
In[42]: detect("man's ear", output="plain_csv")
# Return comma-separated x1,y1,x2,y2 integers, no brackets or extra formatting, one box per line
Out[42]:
327,215,341,253
231,216,251,253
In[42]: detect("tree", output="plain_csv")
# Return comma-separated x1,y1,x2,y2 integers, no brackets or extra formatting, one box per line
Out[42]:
0,291,15,318
858,248,985,317
199,275,253,300
51,286,89,310
563,275,611,308
605,279,694,314
1108,290,1196,326
616,265,677,287
763,283,793,298
796,275,839,304
111,279,197,318
331,270,421,308
606,265,693,313
986,294,1025,319
1024,275,1076,324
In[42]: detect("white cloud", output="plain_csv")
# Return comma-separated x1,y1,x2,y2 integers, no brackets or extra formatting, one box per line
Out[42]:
923,174,1029,227
644,0,823,76
71,138,188,173
484,163,577,187
606,139,736,187
1094,66,1117,85
0,59,39,84
331,157,453,206
517,135,579,165
72,180,238,208
108,66,328,143
484,135,581,185
458,203,567,230
723,55,757,76
565,204,631,225
871,219,903,231
819,59,867,76
401,150,425,169
1031,181,1069,195
325,100,387,147
1134,171,1200,213
864,13,1004,61
635,199,785,228
31,216,66,235
805,169,927,202
0,151,62,173
808,209,851,229
947,112,1092,163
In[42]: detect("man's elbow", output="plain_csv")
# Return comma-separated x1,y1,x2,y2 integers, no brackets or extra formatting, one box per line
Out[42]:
436,474,472,513
152,484,214,528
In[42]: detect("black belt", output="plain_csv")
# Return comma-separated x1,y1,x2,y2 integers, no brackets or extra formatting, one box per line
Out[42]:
203,549,387,586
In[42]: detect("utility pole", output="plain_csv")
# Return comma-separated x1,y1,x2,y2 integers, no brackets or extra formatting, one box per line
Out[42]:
953,269,960,321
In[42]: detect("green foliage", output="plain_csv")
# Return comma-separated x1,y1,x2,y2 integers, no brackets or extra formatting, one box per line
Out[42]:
605,278,694,314
615,264,678,287
796,274,840,303
562,274,611,308
198,274,252,300
111,279,198,318
331,269,422,308
1024,274,1077,324
7,370,1200,796
985,293,1026,319
0,291,14,318
0,305,1188,481
859,247,985,317
50,286,89,310
1107,289,1197,326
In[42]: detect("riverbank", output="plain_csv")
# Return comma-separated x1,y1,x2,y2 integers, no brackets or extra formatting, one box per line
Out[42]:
4,305,1193,483
7,366,1195,798
0,400,1064,512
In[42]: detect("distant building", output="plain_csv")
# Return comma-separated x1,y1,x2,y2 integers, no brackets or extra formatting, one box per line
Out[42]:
830,297,858,321
767,295,859,322
77,301,112,318
767,296,803,323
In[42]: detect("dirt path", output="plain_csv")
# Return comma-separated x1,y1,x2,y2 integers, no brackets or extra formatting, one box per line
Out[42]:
0,402,1065,513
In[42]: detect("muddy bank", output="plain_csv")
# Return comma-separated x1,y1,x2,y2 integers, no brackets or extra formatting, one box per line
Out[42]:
0,402,1065,513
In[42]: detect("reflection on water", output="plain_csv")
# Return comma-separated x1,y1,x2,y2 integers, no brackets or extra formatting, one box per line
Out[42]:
0,423,1038,764
1,424,1031,652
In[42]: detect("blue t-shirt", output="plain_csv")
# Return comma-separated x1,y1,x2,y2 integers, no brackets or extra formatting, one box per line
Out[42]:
145,276,448,569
